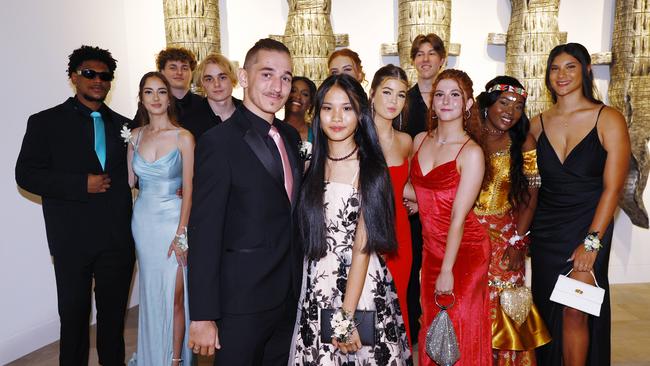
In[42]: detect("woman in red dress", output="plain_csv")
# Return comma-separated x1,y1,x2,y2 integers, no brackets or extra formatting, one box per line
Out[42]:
409,69,491,365
369,64,414,346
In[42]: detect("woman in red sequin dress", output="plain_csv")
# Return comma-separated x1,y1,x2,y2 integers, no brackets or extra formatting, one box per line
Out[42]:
409,69,491,366
369,64,414,346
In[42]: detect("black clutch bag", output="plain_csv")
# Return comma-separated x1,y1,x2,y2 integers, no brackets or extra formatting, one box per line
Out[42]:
320,308,376,346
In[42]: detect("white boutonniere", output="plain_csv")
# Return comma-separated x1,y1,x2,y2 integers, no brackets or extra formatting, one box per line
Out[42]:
120,124,133,145
299,141,312,161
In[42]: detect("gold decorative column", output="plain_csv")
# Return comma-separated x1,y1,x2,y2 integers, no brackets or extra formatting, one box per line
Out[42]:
163,0,220,63
271,0,348,85
381,0,460,84
609,0,650,228
488,0,566,118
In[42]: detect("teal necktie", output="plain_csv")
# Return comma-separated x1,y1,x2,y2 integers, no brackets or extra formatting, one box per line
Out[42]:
90,111,106,170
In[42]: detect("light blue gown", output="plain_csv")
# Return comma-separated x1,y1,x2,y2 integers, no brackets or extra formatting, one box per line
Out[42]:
129,130,192,366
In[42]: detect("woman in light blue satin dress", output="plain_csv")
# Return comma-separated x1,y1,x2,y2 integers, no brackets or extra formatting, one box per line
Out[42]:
127,72,195,366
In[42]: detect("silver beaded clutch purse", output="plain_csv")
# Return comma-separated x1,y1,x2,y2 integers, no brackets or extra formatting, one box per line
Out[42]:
425,294,460,366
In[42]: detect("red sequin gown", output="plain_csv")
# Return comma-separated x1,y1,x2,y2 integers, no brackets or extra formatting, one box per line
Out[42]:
411,138,492,366
387,159,413,346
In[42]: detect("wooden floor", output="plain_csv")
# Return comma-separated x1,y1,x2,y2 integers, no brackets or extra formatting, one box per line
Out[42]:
9,283,650,365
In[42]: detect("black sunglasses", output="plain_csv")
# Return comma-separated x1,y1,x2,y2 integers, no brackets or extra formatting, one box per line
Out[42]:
77,69,114,82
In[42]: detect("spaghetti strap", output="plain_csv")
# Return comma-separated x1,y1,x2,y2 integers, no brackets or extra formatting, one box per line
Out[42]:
594,105,606,127
540,114,546,131
415,133,429,155
134,128,144,151
454,138,471,160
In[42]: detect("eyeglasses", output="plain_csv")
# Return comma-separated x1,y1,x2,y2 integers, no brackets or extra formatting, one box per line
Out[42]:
76,69,114,82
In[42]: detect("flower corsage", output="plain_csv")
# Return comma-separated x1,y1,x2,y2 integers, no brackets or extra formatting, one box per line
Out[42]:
330,308,355,343
506,230,531,250
583,231,602,252
298,141,312,161
120,124,133,145
174,227,188,252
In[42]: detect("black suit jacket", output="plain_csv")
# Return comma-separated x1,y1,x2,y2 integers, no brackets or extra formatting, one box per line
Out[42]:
188,106,302,321
15,97,134,257
182,97,242,140
406,84,429,137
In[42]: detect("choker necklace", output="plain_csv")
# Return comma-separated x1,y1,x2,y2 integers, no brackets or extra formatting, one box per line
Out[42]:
482,125,506,135
328,145,359,161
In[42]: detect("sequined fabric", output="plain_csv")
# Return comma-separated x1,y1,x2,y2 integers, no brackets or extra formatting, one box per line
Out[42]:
475,148,549,365
425,309,460,366
475,149,540,216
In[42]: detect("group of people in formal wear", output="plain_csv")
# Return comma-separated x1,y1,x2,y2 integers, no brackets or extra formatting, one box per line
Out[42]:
16,32,630,366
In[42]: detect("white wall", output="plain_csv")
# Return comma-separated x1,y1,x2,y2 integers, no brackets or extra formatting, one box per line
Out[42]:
0,0,165,363
1,0,648,363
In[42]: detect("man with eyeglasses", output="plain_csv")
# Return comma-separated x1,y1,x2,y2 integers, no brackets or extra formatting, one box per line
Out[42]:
16,45,135,366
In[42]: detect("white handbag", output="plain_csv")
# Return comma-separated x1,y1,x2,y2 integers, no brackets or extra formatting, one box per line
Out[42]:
549,269,605,317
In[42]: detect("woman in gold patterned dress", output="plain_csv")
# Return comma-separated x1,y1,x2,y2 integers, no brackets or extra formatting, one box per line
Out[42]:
475,76,551,365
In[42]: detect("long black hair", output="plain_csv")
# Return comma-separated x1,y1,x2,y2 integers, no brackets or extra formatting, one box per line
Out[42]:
476,75,530,207
545,43,602,104
298,74,397,260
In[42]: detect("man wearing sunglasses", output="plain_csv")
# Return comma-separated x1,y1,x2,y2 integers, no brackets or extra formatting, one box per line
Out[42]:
16,45,135,366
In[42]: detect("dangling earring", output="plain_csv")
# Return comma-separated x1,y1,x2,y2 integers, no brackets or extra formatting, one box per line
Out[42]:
371,102,376,119
464,109,472,120
431,111,438,120
399,113,403,131
483,109,488,120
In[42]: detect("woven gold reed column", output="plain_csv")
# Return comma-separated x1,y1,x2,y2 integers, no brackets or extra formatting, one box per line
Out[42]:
609,0,650,228
279,0,336,85
163,0,220,63
272,0,348,85
502,0,564,118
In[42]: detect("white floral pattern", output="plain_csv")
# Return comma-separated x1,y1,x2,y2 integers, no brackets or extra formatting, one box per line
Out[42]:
291,181,412,365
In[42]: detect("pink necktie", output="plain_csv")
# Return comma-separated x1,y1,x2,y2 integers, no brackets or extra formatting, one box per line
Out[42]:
269,126,293,201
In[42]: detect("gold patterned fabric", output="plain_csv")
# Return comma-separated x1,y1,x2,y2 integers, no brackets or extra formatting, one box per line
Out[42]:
475,148,548,364
475,149,539,216
492,301,552,351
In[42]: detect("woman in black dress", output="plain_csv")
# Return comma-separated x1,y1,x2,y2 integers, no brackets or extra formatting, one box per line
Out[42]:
529,43,630,366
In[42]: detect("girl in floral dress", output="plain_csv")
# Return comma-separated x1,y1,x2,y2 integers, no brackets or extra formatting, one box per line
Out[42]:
290,74,412,365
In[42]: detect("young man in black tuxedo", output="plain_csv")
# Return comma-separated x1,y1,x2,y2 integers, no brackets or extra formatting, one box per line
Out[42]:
129,47,202,130
187,38,302,366
15,45,135,366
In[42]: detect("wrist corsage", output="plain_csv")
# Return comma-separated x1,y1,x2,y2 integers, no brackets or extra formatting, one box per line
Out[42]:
330,308,355,343
506,230,530,250
583,231,602,252
120,124,133,145
174,227,188,252
299,141,312,161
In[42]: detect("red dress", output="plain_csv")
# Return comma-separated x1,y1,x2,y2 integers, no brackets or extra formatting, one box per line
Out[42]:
411,139,491,366
387,158,413,346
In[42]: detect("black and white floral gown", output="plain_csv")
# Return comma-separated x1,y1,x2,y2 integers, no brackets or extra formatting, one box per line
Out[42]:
290,179,412,366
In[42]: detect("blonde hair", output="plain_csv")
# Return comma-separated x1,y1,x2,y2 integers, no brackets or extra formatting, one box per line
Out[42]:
194,53,238,90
